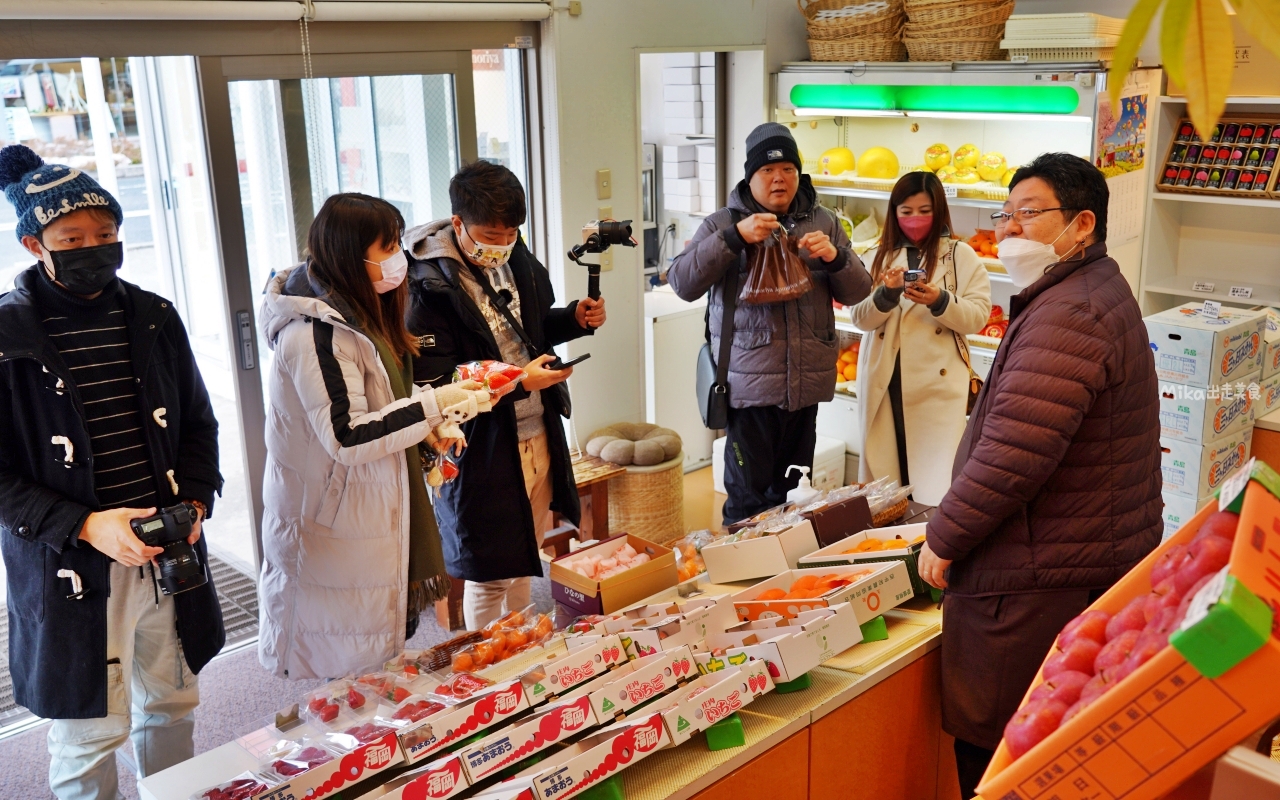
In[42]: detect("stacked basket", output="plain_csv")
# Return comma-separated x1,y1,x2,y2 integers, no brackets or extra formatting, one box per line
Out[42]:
902,0,1014,62
799,0,906,63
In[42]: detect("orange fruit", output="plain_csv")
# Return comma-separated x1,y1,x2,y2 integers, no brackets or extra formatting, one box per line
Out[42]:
453,652,475,672
758,588,787,601
791,575,819,592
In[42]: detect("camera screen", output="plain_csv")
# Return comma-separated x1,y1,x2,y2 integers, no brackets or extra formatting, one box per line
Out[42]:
140,519,165,534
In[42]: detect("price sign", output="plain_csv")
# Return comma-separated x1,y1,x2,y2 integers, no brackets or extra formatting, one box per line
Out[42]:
1191,280,1216,293
1202,300,1222,319
1229,286,1254,299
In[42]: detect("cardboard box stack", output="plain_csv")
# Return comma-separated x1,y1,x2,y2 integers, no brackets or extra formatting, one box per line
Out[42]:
697,144,717,214
661,53,702,136
662,144,699,214
1145,303,1266,537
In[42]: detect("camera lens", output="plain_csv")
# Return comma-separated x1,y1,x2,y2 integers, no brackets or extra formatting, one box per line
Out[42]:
155,541,208,595
597,220,633,245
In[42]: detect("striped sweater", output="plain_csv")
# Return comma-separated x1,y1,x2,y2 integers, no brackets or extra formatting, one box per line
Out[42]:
33,272,158,512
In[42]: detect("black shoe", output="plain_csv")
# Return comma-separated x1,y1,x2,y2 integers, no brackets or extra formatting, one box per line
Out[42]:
406,612,420,640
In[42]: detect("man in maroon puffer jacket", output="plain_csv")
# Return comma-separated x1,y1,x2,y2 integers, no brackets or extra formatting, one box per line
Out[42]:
918,153,1162,799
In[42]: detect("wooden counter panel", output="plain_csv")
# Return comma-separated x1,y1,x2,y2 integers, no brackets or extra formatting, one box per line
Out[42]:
688,729,810,800
810,649,945,800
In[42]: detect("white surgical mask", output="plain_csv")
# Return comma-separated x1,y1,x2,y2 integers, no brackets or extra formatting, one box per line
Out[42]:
462,226,515,269
999,221,1078,289
367,249,408,294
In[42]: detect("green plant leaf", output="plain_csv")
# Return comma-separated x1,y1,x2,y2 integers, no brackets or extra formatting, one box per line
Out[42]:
1163,0,1195,86
1184,0,1235,142
1110,0,1166,109
1230,0,1280,61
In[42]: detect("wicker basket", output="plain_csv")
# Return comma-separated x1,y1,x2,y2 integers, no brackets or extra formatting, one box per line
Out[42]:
871,498,911,527
903,0,1012,26
607,452,685,546
905,20,1008,40
798,0,904,40
904,37,1004,62
809,36,907,62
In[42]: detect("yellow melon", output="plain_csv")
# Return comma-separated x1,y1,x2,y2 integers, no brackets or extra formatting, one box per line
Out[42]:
953,144,980,169
977,152,1007,182
856,146,900,179
819,147,856,176
954,167,981,184
924,143,951,171
1001,167,1019,188
935,165,959,183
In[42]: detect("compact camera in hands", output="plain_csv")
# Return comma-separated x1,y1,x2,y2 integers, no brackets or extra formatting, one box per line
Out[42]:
130,502,208,595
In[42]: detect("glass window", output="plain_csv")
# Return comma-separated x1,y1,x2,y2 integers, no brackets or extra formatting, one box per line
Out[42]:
472,49,530,238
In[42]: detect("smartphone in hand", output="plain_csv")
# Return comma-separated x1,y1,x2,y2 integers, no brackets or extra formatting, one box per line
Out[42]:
904,269,927,285
548,353,590,371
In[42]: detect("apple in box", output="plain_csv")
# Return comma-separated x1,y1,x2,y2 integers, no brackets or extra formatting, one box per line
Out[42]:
587,645,696,721
399,680,529,764
460,695,598,783
491,713,670,800
731,561,912,624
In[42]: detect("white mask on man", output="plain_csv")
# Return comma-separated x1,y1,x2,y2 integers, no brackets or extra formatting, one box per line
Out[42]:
999,219,1078,289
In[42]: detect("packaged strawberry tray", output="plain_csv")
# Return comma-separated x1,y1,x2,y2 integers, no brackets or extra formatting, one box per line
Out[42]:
259,738,337,781
190,772,276,800
454,360,526,399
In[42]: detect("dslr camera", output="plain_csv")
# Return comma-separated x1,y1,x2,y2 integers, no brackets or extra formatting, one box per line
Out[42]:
130,502,208,595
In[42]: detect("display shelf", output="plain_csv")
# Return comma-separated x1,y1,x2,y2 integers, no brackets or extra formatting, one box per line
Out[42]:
1143,275,1280,306
1152,192,1280,209
815,183,1005,210
967,334,1002,351
1159,95,1280,106
834,319,860,334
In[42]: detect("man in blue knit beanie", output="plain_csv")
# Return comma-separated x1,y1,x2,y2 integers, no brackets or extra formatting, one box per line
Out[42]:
0,144,224,799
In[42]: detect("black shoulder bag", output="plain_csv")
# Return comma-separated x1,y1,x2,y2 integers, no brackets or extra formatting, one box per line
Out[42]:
696,211,744,430
463,261,573,419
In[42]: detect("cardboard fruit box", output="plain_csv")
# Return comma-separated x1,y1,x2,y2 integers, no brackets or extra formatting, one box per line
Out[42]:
459,694,598,783
366,752,469,800
701,519,821,584
398,680,530,765
551,534,677,615
518,634,627,705
243,728,404,800
480,713,670,800
730,561,913,624
797,522,930,596
657,661,774,747
699,602,864,684
976,464,1280,800
587,645,697,722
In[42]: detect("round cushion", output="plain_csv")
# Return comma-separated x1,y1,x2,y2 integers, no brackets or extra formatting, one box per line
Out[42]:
587,422,684,466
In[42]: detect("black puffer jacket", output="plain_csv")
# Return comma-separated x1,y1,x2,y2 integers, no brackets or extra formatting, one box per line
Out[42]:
925,244,1162,596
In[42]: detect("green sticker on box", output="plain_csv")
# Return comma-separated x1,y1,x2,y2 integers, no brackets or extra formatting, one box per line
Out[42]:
1169,570,1273,679
773,672,812,693
1217,458,1280,513
576,773,624,800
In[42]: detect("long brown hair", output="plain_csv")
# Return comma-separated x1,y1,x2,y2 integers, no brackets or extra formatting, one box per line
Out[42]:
306,193,418,362
869,171,953,285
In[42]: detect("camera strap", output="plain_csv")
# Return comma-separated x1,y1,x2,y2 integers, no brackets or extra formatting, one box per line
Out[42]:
462,260,545,359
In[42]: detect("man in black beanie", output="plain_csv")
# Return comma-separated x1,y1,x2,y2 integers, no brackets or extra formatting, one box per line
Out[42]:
668,123,871,522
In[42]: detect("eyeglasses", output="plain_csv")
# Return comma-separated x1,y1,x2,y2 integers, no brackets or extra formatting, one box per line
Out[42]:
989,207,1076,227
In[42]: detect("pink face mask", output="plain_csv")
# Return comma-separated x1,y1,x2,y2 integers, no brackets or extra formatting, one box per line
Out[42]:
897,214,933,244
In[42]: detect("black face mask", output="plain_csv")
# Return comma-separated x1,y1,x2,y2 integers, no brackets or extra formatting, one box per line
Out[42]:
46,241,124,295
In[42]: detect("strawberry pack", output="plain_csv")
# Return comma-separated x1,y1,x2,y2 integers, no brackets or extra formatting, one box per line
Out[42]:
399,680,530,765
302,679,378,728
191,773,275,800
453,360,527,399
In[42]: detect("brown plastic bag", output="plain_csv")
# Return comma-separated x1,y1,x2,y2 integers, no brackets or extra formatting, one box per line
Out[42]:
741,230,812,305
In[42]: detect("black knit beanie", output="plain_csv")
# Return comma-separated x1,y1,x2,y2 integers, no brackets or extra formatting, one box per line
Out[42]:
743,122,802,183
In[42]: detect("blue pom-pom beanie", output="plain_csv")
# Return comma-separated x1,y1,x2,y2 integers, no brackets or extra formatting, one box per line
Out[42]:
0,144,123,242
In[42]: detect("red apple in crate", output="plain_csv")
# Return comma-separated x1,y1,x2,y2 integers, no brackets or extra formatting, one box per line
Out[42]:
1106,596,1148,641
1043,637,1103,679
1080,671,1117,704
1146,606,1181,638
1123,627,1171,673
1144,578,1184,622
1094,629,1141,675
1172,536,1232,595
1004,699,1069,758
1150,543,1189,586
1029,670,1090,707
1062,698,1093,725
1193,510,1239,543
1173,572,1218,629
1056,610,1110,650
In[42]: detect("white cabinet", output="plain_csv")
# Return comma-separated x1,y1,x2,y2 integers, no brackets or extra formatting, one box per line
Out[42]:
644,287,713,467
816,392,861,456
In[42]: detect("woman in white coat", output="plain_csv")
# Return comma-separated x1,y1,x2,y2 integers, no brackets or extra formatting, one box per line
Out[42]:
257,193,493,679
852,172,992,506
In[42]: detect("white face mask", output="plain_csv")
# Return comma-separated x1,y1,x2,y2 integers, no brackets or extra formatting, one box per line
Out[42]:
461,226,515,269
999,220,1078,289
367,249,408,294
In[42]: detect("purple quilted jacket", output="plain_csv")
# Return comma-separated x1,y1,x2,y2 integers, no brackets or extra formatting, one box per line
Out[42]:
926,243,1162,597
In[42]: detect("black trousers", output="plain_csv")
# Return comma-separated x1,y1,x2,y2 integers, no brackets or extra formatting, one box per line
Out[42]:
954,738,994,800
721,404,819,524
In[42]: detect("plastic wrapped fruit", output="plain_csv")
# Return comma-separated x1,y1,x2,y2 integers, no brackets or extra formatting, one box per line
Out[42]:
268,744,334,778
453,360,527,399
429,672,494,703
392,699,447,723
192,773,273,800
341,723,397,747
302,680,374,728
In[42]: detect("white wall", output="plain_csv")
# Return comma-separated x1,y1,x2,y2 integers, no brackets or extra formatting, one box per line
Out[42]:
538,0,792,440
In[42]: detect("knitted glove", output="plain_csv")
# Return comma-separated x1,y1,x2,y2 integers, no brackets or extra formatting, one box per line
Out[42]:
433,380,493,439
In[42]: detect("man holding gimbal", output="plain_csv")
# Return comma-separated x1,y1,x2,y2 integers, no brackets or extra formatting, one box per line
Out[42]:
0,145,224,799
669,123,872,523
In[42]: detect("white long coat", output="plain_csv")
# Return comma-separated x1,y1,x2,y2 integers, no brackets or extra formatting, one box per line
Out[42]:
851,242,992,505
257,265,447,680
